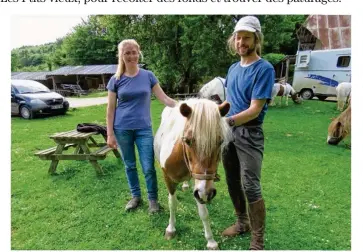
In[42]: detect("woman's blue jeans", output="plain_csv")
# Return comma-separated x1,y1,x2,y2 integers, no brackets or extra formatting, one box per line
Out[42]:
114,127,158,200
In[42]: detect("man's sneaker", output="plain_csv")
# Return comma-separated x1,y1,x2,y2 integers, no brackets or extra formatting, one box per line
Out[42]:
125,197,142,211
148,199,160,214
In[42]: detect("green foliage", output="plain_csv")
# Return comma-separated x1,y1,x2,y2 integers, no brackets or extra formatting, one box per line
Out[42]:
263,53,286,66
11,51,20,71
11,43,57,71
11,100,350,250
12,15,308,92
260,15,307,55
60,16,116,65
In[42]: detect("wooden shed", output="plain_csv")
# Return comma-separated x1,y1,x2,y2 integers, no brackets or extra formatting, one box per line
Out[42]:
46,64,146,92
46,65,118,91
296,15,351,51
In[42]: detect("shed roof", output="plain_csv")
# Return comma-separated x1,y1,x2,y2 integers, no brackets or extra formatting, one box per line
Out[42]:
46,64,146,76
297,15,351,50
47,65,118,76
11,71,49,81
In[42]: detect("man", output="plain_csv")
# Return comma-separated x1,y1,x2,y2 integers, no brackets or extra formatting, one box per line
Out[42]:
221,16,275,250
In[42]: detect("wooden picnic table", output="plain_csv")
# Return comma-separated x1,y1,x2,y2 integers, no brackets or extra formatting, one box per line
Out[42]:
35,130,121,175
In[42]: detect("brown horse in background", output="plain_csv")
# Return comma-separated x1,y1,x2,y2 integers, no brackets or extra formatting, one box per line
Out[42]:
327,105,351,146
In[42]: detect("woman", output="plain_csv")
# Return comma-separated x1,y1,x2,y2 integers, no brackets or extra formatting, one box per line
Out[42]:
220,16,275,250
106,39,177,214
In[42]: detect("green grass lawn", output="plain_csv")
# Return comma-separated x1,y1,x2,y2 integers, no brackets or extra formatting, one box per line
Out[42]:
11,99,351,250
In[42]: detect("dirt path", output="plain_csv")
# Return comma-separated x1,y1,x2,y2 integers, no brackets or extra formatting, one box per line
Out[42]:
67,97,108,108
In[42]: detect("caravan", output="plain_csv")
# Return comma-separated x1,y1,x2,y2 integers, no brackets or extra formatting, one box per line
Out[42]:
292,48,351,100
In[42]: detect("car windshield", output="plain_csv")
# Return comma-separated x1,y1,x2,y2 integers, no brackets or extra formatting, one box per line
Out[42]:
13,81,50,94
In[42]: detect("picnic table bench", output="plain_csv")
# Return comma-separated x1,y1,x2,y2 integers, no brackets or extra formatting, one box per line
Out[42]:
60,84,88,97
35,130,121,175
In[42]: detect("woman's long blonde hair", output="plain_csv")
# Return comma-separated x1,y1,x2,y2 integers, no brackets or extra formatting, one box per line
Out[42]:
115,39,144,80
227,31,264,56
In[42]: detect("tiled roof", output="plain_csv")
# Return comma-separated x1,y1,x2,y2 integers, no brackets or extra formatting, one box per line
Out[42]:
11,64,147,80
47,64,118,76
11,71,49,81
303,15,351,49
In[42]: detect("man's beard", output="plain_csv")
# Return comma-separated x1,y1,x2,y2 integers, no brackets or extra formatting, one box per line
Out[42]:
238,44,256,56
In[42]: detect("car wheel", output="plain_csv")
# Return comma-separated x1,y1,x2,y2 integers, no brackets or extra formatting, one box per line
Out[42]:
317,95,327,101
19,105,33,119
300,89,314,100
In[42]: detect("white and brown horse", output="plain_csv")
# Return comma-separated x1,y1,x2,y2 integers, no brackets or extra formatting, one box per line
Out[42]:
327,104,351,146
179,77,226,191
198,77,226,105
154,98,232,250
336,82,351,111
269,83,302,106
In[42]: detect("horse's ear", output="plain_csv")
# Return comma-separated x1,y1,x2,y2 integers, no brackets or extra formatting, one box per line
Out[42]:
180,103,192,118
219,102,230,117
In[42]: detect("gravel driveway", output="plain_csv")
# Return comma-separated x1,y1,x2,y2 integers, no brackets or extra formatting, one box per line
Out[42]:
67,97,108,108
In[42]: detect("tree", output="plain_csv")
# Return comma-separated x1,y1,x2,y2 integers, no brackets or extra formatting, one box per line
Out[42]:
96,15,237,93
11,51,20,71
11,15,306,89
59,16,116,65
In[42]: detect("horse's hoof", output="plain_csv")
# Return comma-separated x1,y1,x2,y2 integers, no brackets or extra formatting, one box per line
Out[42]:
182,184,189,191
165,231,176,240
207,242,219,250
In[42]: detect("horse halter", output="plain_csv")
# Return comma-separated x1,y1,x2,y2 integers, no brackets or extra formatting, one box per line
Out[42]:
181,136,216,181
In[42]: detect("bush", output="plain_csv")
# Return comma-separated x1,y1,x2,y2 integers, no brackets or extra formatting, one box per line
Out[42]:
263,53,286,66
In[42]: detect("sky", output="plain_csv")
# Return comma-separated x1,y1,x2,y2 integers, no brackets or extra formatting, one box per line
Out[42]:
11,16,89,49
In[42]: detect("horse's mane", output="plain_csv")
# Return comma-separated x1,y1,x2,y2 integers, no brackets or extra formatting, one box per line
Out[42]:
167,98,232,161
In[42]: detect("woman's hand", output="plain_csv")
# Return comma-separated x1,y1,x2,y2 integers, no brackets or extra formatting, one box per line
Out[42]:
152,83,177,107
107,134,118,149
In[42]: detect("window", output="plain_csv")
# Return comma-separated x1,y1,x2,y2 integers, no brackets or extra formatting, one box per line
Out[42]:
337,56,350,67
300,55,308,64
296,51,310,68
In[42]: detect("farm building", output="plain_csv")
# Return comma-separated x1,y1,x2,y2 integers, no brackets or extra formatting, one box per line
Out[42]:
296,15,351,51
11,64,146,95
46,64,118,91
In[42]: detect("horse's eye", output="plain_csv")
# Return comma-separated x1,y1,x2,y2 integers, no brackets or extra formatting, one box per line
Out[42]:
182,137,193,146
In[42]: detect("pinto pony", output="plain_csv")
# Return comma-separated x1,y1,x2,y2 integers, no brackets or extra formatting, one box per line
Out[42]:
269,83,302,106
179,77,226,191
336,82,351,111
154,98,232,250
327,104,351,146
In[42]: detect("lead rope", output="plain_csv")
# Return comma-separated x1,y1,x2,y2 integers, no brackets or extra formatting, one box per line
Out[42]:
216,77,226,101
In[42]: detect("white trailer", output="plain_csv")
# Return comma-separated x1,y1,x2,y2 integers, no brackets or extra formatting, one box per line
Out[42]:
292,48,351,100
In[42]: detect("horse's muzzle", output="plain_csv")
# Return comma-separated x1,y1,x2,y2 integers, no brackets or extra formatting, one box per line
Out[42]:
193,188,217,204
327,136,342,145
